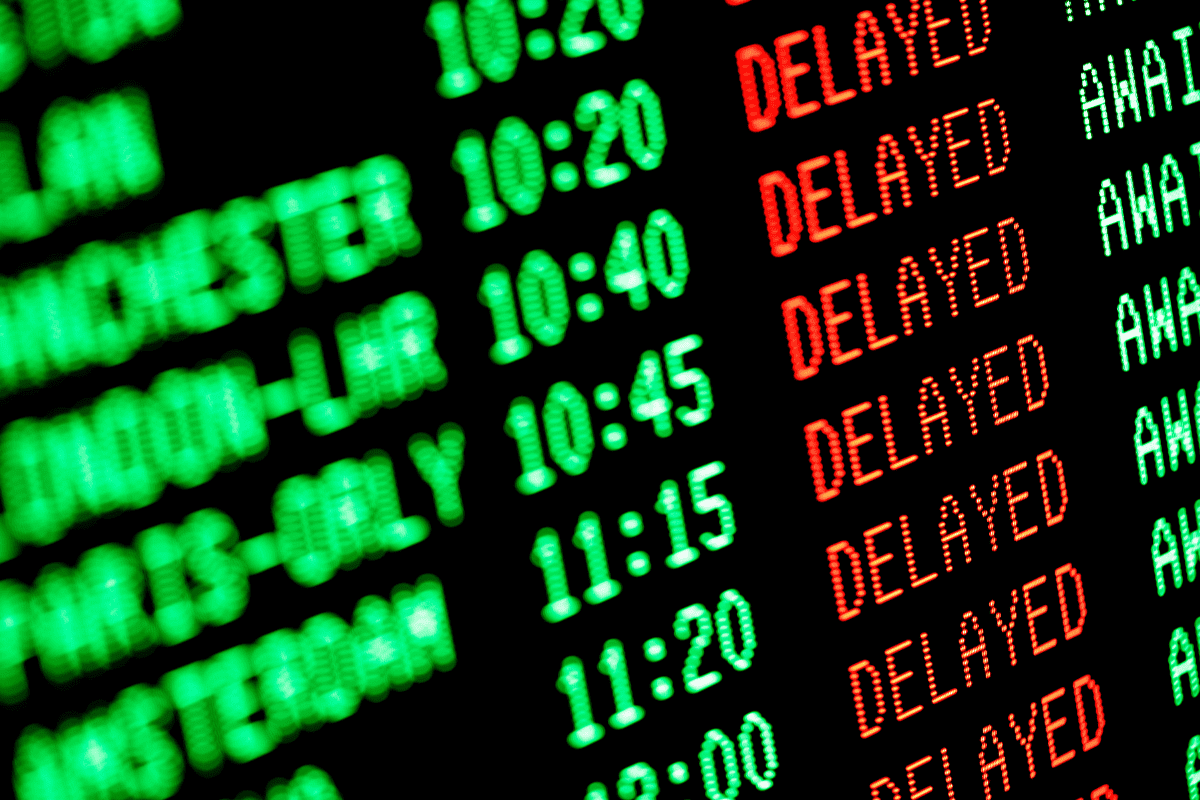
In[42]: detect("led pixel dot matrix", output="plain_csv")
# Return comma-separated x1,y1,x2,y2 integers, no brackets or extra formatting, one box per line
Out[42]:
0,0,1191,798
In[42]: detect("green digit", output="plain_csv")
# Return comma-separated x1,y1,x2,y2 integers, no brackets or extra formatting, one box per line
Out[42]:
688,460,734,550
576,90,630,187
699,729,741,799
630,351,673,437
739,711,778,790
605,221,649,309
491,117,545,215
453,130,507,232
544,381,595,476
532,527,582,622
558,656,605,747
426,1,482,98
517,250,570,345
616,762,658,799
599,0,643,40
479,264,533,364
674,603,721,693
715,589,756,671
619,79,665,170
642,209,688,298
465,0,521,83
665,335,713,427
0,580,31,703
573,511,621,604
657,480,698,567
598,639,644,729
507,396,557,494
559,0,607,57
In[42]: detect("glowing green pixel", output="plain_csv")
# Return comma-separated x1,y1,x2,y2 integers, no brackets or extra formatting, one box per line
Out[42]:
427,1,482,97
465,0,520,83
480,264,533,363
544,119,573,151
453,130,507,231
544,381,595,475
601,423,628,450
492,117,545,215
507,396,557,494
409,423,466,526
619,511,643,537
577,292,605,322
519,0,548,17
668,762,688,784
558,655,605,747
643,637,666,662
599,640,644,729
594,382,620,410
518,250,570,345
525,28,556,59
532,528,582,622
574,512,621,604
551,161,581,192
650,675,673,700
626,551,650,577
658,480,698,567
674,603,721,693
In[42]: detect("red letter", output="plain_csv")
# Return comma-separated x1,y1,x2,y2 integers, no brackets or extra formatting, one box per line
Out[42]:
907,119,941,196
1022,575,1057,655
989,589,1019,666
898,256,932,335
812,25,856,105
1008,703,1038,778
863,522,903,603
925,0,961,67
849,659,887,738
885,639,924,720
1041,686,1076,767
821,279,862,364
919,631,957,703
939,494,970,570
942,107,979,188
963,226,997,307
826,540,867,620
858,273,897,350
876,134,912,215
1017,335,1048,411
759,171,803,257
1073,675,1105,752
998,217,1029,294
1037,449,1068,526
919,377,953,454
886,1,921,76
844,401,883,486
774,30,820,118
959,610,990,687
978,725,1009,800
969,473,999,550
805,419,845,501
1004,460,1037,541
854,11,892,92
835,149,877,229
781,294,824,380
1055,563,1086,639
798,156,842,242
977,99,1008,175
880,396,919,471
870,777,903,800
905,755,936,800
983,344,1018,424
949,358,981,436
734,45,781,132
962,0,991,55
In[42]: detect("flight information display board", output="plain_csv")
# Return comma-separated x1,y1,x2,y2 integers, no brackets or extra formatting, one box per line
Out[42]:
0,0,1193,797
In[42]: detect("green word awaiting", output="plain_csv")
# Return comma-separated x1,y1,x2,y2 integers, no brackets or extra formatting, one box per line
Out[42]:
11,575,455,800
1098,148,1191,256
0,156,419,400
1,88,161,245
480,210,689,364
0,291,446,553
426,0,643,98
0,0,180,91
1116,267,1200,370
0,449,437,702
